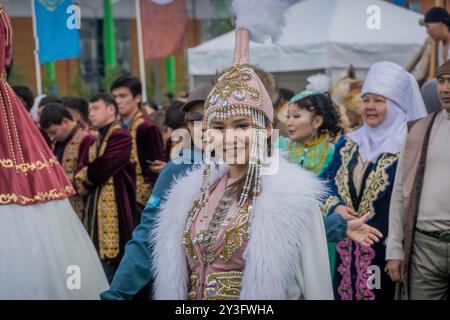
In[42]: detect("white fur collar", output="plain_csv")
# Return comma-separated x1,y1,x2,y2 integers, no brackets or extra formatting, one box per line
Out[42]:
150,157,325,299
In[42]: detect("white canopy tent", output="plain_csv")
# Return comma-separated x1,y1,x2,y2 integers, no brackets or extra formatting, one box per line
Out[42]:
187,0,428,92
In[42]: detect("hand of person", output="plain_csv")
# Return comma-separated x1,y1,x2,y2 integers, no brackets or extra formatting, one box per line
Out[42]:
385,260,404,283
346,212,383,246
334,205,358,220
149,160,167,174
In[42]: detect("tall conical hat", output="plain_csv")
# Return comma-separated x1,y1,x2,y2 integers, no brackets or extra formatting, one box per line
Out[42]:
0,7,74,206
205,28,274,123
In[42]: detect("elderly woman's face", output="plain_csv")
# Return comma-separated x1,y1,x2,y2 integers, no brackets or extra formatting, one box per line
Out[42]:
361,93,388,128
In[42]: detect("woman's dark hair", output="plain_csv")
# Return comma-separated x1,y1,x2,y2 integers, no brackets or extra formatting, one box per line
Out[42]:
293,93,343,139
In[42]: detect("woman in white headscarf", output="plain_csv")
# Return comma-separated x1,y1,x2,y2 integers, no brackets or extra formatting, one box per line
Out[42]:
322,61,427,300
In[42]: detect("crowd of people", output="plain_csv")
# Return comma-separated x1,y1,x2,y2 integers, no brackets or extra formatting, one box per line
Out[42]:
1,3,450,300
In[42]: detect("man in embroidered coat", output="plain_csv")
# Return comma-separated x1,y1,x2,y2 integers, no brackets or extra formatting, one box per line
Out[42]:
74,93,137,283
100,85,211,299
39,103,95,220
111,75,167,212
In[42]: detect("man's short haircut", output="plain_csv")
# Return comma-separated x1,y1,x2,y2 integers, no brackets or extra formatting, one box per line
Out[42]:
110,75,142,98
63,96,89,123
38,96,64,109
39,103,73,129
90,92,119,115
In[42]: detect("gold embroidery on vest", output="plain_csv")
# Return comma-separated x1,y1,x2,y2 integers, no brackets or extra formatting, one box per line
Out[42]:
184,231,198,261
128,112,152,206
62,127,89,219
188,271,200,300
204,271,243,300
87,123,121,259
358,153,398,217
220,207,249,263
335,139,358,210
321,196,341,217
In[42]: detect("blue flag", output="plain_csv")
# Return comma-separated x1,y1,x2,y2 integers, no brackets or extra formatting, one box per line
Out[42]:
391,0,408,6
35,0,80,63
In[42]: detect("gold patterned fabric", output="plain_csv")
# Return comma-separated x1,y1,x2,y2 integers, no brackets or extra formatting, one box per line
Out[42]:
220,207,250,263
75,123,121,259
184,175,250,300
128,111,152,207
357,153,398,217
188,271,243,300
333,138,398,217
0,158,58,173
334,139,358,211
204,271,243,300
60,126,91,219
0,186,74,205
321,196,341,217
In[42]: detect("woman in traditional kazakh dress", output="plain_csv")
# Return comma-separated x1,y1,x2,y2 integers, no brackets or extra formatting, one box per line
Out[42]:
151,0,333,300
0,4,108,299
277,89,341,276
322,61,427,300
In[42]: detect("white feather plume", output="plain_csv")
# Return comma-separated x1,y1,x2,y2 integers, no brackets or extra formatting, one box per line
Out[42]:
232,0,290,43
305,74,331,93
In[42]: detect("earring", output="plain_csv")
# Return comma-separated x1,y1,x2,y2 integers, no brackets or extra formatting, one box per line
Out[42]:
312,128,318,140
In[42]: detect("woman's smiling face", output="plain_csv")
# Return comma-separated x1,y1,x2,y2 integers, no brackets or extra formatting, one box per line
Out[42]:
361,93,388,128
286,103,323,144
210,115,254,165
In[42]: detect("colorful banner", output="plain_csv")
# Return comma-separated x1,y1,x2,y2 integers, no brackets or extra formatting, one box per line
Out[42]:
34,0,80,63
140,0,187,60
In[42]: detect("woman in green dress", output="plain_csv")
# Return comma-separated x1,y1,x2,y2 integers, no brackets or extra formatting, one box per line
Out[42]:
277,89,343,277
277,89,342,177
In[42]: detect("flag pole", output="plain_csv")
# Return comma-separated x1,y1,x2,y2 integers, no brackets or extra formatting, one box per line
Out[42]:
135,0,148,102
31,0,43,95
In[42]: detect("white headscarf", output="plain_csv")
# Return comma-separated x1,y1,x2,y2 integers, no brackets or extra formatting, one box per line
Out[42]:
347,61,427,163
